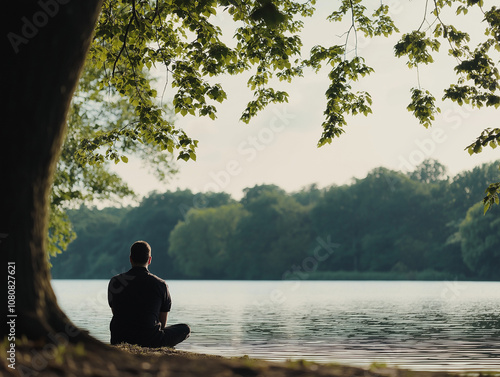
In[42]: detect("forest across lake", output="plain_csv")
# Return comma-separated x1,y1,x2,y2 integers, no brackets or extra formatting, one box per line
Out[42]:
49,159,500,281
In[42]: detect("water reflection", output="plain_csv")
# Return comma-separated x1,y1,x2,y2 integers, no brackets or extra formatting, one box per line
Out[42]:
52,280,500,371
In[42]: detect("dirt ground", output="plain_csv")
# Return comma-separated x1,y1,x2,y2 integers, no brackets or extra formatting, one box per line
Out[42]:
2,341,467,377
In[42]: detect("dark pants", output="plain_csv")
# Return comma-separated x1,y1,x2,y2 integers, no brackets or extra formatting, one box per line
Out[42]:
157,323,191,347
111,323,190,348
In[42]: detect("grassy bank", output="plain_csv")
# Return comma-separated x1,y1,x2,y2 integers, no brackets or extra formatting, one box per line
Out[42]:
302,269,461,281
5,340,484,377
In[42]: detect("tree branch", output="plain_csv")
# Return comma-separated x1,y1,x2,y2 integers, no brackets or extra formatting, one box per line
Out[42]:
112,0,138,77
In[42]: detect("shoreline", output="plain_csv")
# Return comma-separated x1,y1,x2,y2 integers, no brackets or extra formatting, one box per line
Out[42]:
116,344,500,376
7,341,498,377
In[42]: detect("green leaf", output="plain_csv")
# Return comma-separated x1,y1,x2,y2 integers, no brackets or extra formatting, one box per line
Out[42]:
484,201,491,214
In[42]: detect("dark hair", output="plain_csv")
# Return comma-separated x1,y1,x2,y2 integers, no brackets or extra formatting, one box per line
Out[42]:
130,241,151,265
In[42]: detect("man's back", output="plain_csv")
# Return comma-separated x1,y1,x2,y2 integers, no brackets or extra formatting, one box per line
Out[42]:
108,266,172,346
108,241,190,348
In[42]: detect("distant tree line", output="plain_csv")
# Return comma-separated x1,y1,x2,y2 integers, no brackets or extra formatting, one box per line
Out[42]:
50,160,500,280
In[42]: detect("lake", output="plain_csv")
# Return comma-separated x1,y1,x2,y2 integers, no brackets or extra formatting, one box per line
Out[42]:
52,280,500,372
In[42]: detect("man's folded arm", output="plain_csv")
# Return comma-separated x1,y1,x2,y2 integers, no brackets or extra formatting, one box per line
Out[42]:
159,311,168,329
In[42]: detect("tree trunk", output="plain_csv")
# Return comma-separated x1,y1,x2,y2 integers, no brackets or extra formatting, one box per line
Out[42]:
1,0,103,343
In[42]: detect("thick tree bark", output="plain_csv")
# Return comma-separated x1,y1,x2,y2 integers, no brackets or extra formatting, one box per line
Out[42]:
1,0,103,342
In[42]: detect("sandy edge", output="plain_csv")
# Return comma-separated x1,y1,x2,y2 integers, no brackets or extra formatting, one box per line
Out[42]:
3,341,498,377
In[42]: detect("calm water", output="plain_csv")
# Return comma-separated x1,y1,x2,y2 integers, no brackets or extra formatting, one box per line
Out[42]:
52,280,500,372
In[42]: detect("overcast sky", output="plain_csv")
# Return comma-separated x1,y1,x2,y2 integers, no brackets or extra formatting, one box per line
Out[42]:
112,0,499,201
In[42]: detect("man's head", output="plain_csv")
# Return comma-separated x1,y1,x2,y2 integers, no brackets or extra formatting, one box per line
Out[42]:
130,241,152,267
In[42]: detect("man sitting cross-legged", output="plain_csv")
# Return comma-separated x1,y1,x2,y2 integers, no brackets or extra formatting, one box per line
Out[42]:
108,240,190,347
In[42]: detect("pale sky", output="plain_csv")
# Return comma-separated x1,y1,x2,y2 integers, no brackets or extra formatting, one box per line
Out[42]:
112,0,500,201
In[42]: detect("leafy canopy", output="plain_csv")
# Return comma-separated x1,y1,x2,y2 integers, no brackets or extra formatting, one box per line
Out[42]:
55,0,500,240
48,66,178,256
